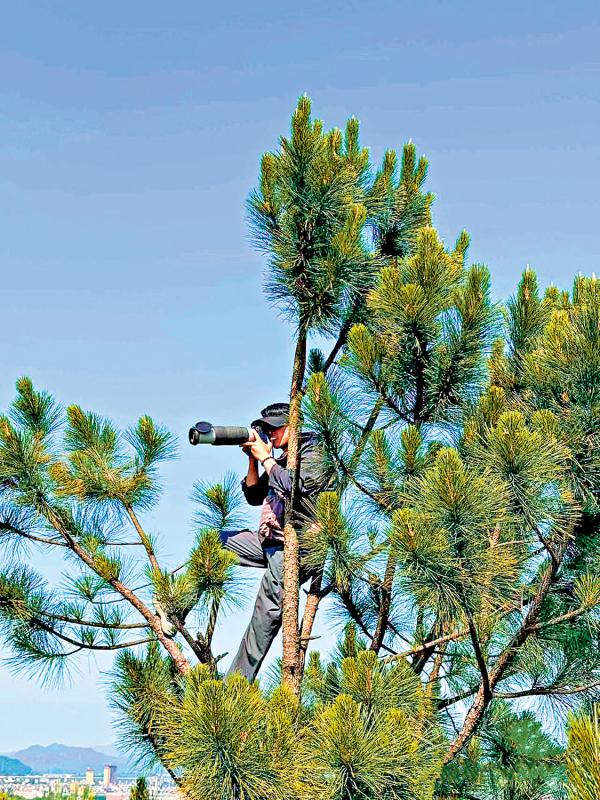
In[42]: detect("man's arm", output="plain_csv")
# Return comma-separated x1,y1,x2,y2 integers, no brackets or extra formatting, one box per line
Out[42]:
240,447,270,506
242,432,325,500
245,454,260,487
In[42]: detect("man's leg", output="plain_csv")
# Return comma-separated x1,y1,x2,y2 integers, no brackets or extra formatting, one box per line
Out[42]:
219,529,267,568
227,545,284,682
155,530,265,637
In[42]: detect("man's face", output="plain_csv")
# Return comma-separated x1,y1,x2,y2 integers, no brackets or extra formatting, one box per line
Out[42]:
268,425,289,450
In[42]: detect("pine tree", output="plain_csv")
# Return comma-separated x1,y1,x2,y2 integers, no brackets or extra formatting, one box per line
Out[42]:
1,97,598,800
248,96,375,691
129,777,150,800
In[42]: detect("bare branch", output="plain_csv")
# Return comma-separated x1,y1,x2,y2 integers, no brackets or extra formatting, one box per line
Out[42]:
337,587,397,656
32,614,155,652
437,686,479,710
0,522,68,548
526,606,594,633
37,610,149,631
495,680,600,700
384,627,470,663
466,614,491,700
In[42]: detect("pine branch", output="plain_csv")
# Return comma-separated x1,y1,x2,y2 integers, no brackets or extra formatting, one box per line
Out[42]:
385,626,470,663
370,545,397,653
342,396,384,485
495,681,600,700
322,313,356,375
371,374,410,422
42,504,191,674
204,596,221,649
533,523,561,567
31,614,155,652
173,617,206,663
337,586,397,656
466,613,492,701
323,426,390,509
384,617,413,647
444,537,569,763
37,610,148,631
124,504,161,572
438,686,479,710
106,541,146,546
412,333,428,424
526,605,593,633
426,642,447,697
1,524,69,548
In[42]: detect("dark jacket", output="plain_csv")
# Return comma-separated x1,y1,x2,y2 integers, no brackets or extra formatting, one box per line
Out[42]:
241,433,326,544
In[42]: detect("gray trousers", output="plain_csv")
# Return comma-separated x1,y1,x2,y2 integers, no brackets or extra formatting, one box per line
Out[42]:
220,529,310,682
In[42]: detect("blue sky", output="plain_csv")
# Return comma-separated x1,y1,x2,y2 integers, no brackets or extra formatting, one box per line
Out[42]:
1,0,599,753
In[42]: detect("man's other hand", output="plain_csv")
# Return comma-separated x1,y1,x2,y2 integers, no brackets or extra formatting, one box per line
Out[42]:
240,430,272,463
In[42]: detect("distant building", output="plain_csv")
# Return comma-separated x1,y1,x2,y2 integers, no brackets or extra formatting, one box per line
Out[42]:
102,766,117,787
85,770,94,787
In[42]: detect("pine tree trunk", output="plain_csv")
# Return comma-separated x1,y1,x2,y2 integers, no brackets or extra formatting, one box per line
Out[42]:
282,327,307,693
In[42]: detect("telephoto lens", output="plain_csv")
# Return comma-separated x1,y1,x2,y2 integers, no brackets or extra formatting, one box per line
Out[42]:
189,421,259,446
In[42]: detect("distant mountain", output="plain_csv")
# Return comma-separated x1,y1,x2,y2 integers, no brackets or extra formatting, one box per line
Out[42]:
11,744,131,776
0,755,34,776
91,745,119,759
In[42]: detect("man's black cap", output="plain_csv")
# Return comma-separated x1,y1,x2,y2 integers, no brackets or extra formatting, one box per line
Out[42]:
252,402,290,431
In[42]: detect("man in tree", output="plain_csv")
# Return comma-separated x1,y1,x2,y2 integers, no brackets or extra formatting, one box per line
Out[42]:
221,402,327,681
154,402,327,681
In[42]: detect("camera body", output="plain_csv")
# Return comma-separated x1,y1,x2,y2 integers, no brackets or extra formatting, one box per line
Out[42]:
188,421,269,446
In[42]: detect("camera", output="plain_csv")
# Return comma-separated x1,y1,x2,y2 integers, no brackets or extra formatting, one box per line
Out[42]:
188,421,269,446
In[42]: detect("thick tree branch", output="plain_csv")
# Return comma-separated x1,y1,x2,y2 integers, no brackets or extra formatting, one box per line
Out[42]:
42,504,191,675
298,570,326,676
124,504,161,573
174,617,206,663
